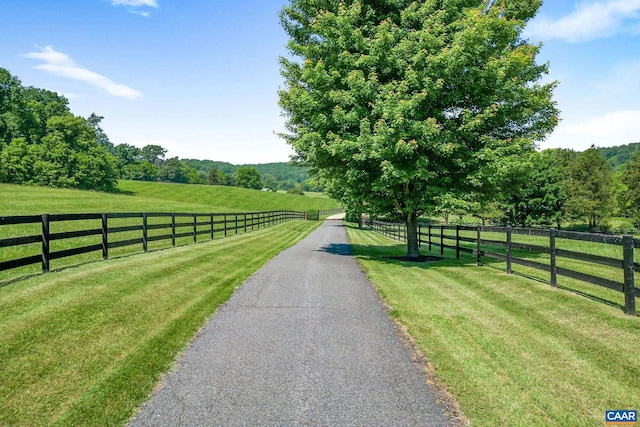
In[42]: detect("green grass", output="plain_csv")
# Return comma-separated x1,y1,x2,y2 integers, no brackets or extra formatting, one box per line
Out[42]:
421,226,638,310
1,180,340,216
0,181,340,281
346,225,640,427
0,220,321,426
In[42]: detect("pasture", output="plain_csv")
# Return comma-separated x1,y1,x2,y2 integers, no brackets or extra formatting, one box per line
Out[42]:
0,220,321,426
0,180,340,216
346,225,640,427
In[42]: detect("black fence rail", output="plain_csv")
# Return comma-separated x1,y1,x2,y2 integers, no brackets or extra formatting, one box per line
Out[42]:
319,208,343,216
363,218,638,315
1,210,305,277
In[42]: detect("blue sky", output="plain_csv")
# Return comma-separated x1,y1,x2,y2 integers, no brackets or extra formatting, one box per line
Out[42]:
1,1,638,164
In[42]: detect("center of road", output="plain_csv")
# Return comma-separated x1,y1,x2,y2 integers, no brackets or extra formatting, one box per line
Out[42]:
129,220,457,426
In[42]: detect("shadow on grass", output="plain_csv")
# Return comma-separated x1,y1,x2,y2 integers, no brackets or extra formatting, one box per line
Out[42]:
108,187,135,196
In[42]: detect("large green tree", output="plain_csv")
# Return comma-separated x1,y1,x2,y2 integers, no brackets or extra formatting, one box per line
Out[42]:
235,166,263,190
565,146,613,230
279,0,558,257
502,149,567,228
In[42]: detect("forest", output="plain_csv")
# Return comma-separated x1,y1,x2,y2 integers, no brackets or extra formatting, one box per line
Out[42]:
1,67,639,231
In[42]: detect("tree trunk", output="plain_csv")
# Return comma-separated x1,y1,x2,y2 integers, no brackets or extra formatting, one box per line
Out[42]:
405,212,421,258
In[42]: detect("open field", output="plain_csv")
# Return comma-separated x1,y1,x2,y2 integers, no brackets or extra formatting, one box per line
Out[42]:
0,181,339,281
0,220,321,426
346,225,640,427
0,181,340,216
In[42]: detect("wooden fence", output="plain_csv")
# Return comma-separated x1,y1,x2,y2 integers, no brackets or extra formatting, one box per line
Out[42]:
363,218,639,315
0,210,305,276
319,208,343,216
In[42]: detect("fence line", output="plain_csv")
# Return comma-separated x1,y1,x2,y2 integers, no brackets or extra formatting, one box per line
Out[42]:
319,208,343,216
362,218,638,315
1,210,305,277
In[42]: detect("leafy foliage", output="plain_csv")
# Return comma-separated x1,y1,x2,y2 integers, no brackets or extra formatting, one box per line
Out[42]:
501,149,567,227
564,146,613,230
0,68,118,191
235,166,262,189
279,0,558,256
622,152,640,227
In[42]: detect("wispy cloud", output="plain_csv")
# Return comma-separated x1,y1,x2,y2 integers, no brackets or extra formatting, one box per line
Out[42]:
22,46,142,100
526,0,640,42
110,0,157,7
108,0,158,17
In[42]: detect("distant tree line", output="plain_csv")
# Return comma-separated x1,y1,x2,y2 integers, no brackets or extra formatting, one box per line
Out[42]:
438,145,640,233
183,159,322,193
0,68,310,193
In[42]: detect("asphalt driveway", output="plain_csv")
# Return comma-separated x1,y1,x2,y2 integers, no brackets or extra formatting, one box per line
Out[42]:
128,220,458,426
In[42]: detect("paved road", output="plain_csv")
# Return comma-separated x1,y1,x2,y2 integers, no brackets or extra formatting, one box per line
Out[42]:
128,220,457,426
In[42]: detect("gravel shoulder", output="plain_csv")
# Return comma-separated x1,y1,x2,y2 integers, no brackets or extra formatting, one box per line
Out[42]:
128,220,459,426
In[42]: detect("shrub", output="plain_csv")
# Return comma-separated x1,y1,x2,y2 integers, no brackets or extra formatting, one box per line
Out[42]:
306,209,319,220
345,211,361,223
287,185,305,195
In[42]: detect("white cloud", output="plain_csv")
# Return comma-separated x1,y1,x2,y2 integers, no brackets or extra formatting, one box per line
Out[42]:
22,46,142,100
526,0,640,42
107,0,157,17
110,0,157,7
541,110,640,150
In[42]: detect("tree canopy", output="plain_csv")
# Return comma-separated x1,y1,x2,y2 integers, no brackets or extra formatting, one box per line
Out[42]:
235,167,263,190
279,0,558,256
564,146,613,230
0,68,118,191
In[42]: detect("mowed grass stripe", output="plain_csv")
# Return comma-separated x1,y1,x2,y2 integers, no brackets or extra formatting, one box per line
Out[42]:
346,226,640,427
0,220,321,426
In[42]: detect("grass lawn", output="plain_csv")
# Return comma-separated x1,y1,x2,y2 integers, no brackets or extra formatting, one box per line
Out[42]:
0,181,340,281
0,220,321,426
346,225,640,427
0,181,340,216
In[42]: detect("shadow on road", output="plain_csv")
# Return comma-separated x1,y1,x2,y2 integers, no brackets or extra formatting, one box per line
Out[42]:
316,243,353,256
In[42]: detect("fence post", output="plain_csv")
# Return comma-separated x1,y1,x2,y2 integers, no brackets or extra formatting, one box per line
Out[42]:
476,226,481,266
101,213,108,260
418,223,421,248
171,213,176,246
428,225,432,252
623,235,636,315
193,213,197,243
244,213,247,233
41,214,50,272
550,228,557,287
456,225,460,260
143,213,148,252
210,213,214,240
440,225,444,255
235,214,239,235
224,214,227,237
506,226,512,274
